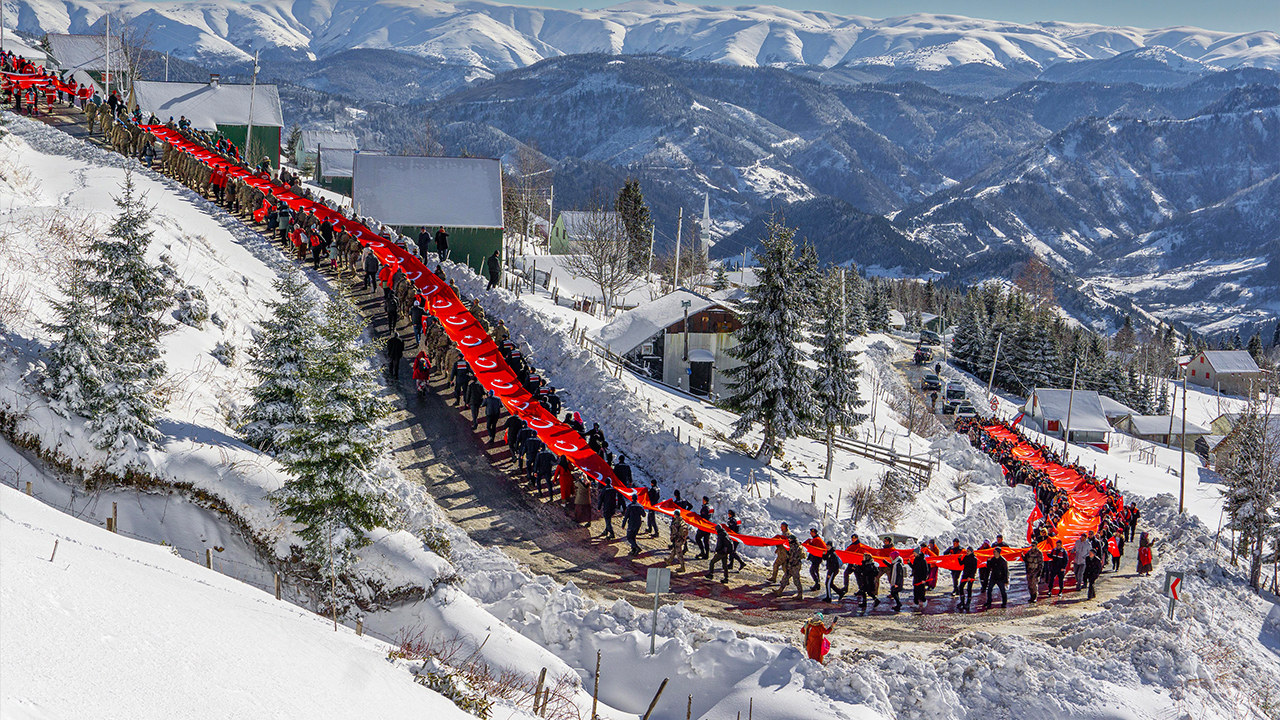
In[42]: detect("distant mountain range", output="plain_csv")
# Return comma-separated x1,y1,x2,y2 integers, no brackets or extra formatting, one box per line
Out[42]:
12,0,1280,79
13,0,1278,334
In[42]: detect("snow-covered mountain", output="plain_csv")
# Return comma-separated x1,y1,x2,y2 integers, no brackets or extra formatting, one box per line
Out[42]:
11,0,1280,75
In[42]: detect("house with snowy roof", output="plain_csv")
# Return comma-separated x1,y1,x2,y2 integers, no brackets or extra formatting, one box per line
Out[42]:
1098,395,1137,425
1197,412,1280,469
1021,389,1111,450
296,130,358,170
592,288,742,398
1185,350,1267,397
1114,414,1209,450
548,210,624,254
130,76,284,168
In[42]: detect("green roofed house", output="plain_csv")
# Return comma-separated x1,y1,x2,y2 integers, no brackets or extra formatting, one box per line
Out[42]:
352,154,504,275
130,75,284,169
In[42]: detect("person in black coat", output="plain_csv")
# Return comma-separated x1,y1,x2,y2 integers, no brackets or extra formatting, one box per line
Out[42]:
821,546,842,602
434,227,450,261
386,334,405,380
985,547,1009,608
385,292,399,333
466,379,486,427
597,484,620,539
410,298,425,346
706,525,732,582
694,497,712,559
644,477,660,536
451,360,471,404
855,554,880,609
624,499,645,556
483,391,504,442
417,227,432,257
1046,541,1069,596
486,250,502,290
1083,550,1103,599
725,509,745,571
534,446,556,498
958,548,978,611
911,545,930,608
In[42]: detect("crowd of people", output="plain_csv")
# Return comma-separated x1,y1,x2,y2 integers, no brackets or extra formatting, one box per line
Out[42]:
17,64,1159,666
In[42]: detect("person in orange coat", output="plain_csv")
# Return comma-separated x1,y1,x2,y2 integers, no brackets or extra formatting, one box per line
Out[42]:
554,456,575,507
802,613,836,663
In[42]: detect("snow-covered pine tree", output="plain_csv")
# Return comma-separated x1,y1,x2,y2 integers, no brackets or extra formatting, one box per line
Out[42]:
865,281,892,333
950,292,988,373
724,218,814,463
1013,311,1055,389
712,265,729,291
795,242,823,320
1246,332,1263,362
1219,400,1280,589
844,268,867,336
1098,356,1130,404
40,264,107,417
813,269,868,479
242,272,320,452
273,298,390,573
84,172,173,453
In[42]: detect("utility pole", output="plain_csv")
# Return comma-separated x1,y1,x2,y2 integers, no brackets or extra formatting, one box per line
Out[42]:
673,208,683,292
164,49,170,82
646,224,656,284
986,332,1003,408
245,49,260,166
1179,372,1188,514
105,14,110,99
1063,359,1079,457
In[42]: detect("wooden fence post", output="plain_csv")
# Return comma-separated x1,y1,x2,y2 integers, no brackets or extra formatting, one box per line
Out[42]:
25,481,32,495
105,517,114,533
49,540,59,562
533,668,547,714
591,650,600,720
686,694,692,720
205,548,212,569
356,618,363,637
112,501,117,531
275,572,282,600
641,678,669,720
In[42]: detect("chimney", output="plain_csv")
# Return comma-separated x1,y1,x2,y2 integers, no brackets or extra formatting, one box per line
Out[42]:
209,73,220,88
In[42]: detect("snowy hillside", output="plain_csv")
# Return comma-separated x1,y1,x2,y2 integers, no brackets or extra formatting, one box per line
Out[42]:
0,483,479,720
8,0,1280,73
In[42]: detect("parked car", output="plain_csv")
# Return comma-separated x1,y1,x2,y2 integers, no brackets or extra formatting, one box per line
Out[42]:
919,329,942,346
921,373,943,391
954,402,978,419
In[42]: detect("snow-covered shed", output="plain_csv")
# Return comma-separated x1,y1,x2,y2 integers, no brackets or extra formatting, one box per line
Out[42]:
1021,389,1111,450
314,146,368,196
1185,350,1267,397
130,78,283,168
46,34,105,73
1098,395,1137,425
3,36,49,66
352,154,503,275
593,288,742,398
1114,414,1209,450
296,130,357,169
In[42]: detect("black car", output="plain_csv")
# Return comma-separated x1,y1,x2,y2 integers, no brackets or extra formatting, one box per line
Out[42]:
921,373,943,391
920,330,942,346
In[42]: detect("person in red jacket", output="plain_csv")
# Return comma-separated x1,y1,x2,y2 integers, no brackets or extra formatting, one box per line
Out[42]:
803,529,827,592
554,456,575,508
802,613,836,663
412,350,432,396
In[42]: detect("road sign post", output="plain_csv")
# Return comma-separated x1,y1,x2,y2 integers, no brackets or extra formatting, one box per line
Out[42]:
646,567,671,655
1163,571,1184,621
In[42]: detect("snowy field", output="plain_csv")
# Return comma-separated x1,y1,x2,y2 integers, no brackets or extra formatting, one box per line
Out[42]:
3,112,1280,720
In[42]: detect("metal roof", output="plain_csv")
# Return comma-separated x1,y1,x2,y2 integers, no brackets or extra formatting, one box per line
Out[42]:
1122,415,1209,436
1024,389,1112,433
1199,350,1261,375
352,155,503,228
318,147,356,178
301,130,357,154
47,34,106,72
593,289,723,356
132,80,283,130
1098,394,1136,418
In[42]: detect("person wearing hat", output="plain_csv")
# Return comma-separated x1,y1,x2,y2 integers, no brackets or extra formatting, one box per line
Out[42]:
801,612,836,663
911,544,930,609
886,551,905,612
957,547,978,611
433,226,449,261
943,538,963,596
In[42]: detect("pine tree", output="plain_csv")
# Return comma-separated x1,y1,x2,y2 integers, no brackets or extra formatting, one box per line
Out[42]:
273,298,390,572
84,173,172,453
813,270,868,479
1013,311,1055,389
1219,400,1280,589
951,292,988,373
615,178,653,268
712,265,729,291
797,242,823,318
865,282,892,333
1246,332,1263,361
724,219,814,463
40,264,107,417
242,272,320,452
844,268,867,336
1272,322,1280,350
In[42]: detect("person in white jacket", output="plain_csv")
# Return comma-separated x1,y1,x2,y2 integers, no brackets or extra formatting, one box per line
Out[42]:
1072,536,1091,591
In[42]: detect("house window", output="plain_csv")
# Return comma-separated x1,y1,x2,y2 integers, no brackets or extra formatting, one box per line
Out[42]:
1191,370,1196,377
1047,420,1060,432
642,343,654,356
1199,357,1204,363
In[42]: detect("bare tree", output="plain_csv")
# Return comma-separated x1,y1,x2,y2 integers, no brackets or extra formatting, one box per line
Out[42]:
502,143,552,257
561,207,645,316
104,12,154,96
411,116,444,157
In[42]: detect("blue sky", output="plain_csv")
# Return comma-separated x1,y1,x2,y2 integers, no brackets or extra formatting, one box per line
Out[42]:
506,0,1276,33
